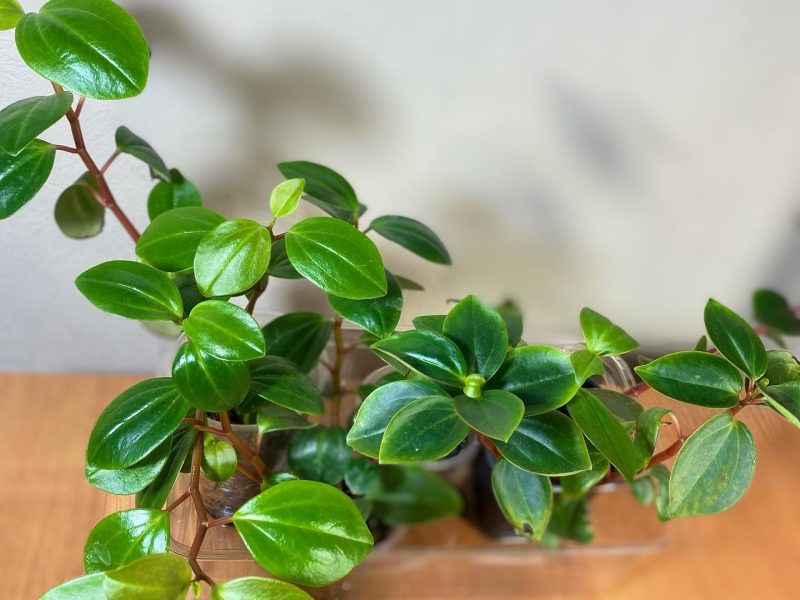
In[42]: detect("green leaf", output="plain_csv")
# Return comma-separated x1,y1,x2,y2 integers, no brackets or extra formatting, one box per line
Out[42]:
347,379,448,458
103,553,192,600
591,388,644,423
172,342,249,412
371,329,468,387
411,314,446,333
395,275,424,291
494,412,591,476
634,351,742,408
233,479,372,586
496,299,524,346
367,466,463,525
87,378,188,469
41,573,105,600
650,464,671,521
201,434,237,483
262,312,332,372
277,161,359,222
54,173,104,239
369,215,451,264
75,260,183,321
579,307,637,356
182,300,266,361
693,334,708,352
270,178,305,220
630,476,655,505
560,445,609,499
344,457,380,495
443,295,508,379
0,92,72,155
329,269,402,338
136,207,224,272
86,438,171,495
704,298,767,379
379,395,469,463
0,0,23,30
115,127,169,181
669,412,755,517
286,217,387,299
547,496,593,543
266,237,301,279
754,289,800,335
83,509,169,573
194,219,271,297
762,349,800,386
761,381,800,429
247,356,323,415
453,390,523,442
136,425,196,509
16,0,149,100
256,405,314,435
147,169,202,220
567,389,638,481
570,349,604,385
632,407,672,470
491,458,552,540
289,427,351,484
0,138,55,219
491,345,579,415
211,577,313,600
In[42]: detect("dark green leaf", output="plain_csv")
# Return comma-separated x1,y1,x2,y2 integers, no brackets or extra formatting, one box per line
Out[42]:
0,92,72,155
754,289,800,335
632,407,672,470
761,381,800,429
570,349,604,385
136,425,196,509
394,275,424,291
704,298,767,379
261,471,300,491
491,458,552,540
270,178,305,220
211,577,312,600
344,457,380,495
136,207,224,272
247,356,323,415
289,427,351,484
103,553,191,600
591,388,644,422
16,0,149,100
172,342,249,411
579,307,637,356
371,329,468,387
329,269,402,338
267,237,301,279
147,169,202,220
83,509,168,573
453,390,523,442
262,312,332,372
669,412,755,517
367,466,463,525
277,161,359,222
182,300,266,361
86,438,171,495
411,314,446,333
0,138,55,219
0,0,23,30
41,573,105,600
496,299,524,346
443,295,508,379
54,174,104,239
369,214,451,264
115,127,169,181
547,496,592,543
560,445,609,499
634,351,742,408
201,434,237,483
286,217,386,299
233,479,372,586
256,405,314,434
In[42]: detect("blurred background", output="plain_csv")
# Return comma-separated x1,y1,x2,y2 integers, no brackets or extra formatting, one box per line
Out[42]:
2,0,800,373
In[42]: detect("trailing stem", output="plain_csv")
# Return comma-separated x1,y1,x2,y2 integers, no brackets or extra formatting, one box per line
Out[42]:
188,410,213,586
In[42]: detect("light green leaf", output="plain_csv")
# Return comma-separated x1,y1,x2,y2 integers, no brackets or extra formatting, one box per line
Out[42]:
136,425,196,509
632,407,672,470
369,214,451,264
753,289,800,335
693,335,708,352
41,573,105,600
246,356,323,415
211,577,313,600
0,92,72,155
289,427,351,484
201,434,237,483
371,329,468,387
103,553,191,600
270,178,305,220
570,349,604,385
54,173,104,239
115,127,169,180
262,312,332,372
328,269,403,338
83,509,169,573
256,405,314,435
182,300,266,361
367,466,463,525
443,295,508,379
762,349,800,386
579,307,637,356
147,169,202,220
704,298,767,379
136,207,224,272
453,390,523,442
0,138,55,219
0,0,23,30
86,438,171,495
277,161,359,222
491,458,552,540
172,342,249,411
761,380,800,429
411,314,446,333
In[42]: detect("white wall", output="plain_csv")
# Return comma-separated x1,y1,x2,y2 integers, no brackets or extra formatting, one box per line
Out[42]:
2,0,800,373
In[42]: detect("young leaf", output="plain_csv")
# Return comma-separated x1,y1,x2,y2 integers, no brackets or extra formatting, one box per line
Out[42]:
201,434,237,483
443,295,509,379
496,299,524,346
102,553,192,600
277,161,359,222
491,458,552,540
379,396,470,463
491,345,580,415
570,349,604,385
753,289,800,335
270,178,305,220
0,92,72,155
347,379,448,458
16,0,149,100
286,217,387,299
560,446,610,499
371,329,468,387
86,438,171,495
650,464,671,521
172,342,250,411
329,269,403,338
693,335,708,352
704,298,767,379
634,351,742,408
115,127,169,181
453,390,524,442
288,427,351,484
233,480,373,586
41,573,105,600
763,349,800,385
75,260,183,321
0,138,55,219
83,509,169,573
632,407,672,470
369,215,451,264
367,466,463,525
54,174,105,239
147,169,202,220
182,300,266,361
266,237,301,279
494,412,591,476
256,405,314,435
411,314,446,333
761,381,800,429
344,457,380,496
87,378,188,470
579,307,637,356
0,0,23,30
669,412,755,517
262,312,333,372
211,577,312,600
194,219,271,297
136,207,224,272
247,356,323,415
136,425,196,509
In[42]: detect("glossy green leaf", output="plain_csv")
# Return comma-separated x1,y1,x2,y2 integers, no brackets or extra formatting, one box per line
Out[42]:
289,427,351,484
329,269,402,338
286,217,386,299
669,412,755,517
0,92,72,155
753,289,800,335
270,178,305,219
704,298,767,379
194,219,271,297
570,349,604,384
75,260,183,321
579,307,637,356
495,412,591,476
761,381,800,429
256,405,314,434
211,577,313,600
115,127,169,180
496,299,524,346
87,378,188,469
54,173,104,239
411,314,446,333
136,425,196,509
632,407,672,470
762,349,800,386
650,464,671,521
344,457,380,495
567,389,638,481
0,138,55,219
591,388,644,423
491,458,552,540
560,445,609,499
41,573,105,600
0,0,23,30
547,496,592,543
103,553,191,600
347,379,448,458
182,300,266,361
262,312,332,372
16,0,149,100
634,351,742,408
233,479,372,586
201,434,237,483
136,207,224,272
147,169,202,220
369,215,451,264
172,342,249,411
247,356,323,415
83,509,168,573
86,438,171,495
395,275,424,291
379,396,469,463
453,390,523,442
367,466,463,525
267,237,301,279
492,345,579,415
443,295,508,379
371,329,468,387
277,161,359,222
261,471,300,491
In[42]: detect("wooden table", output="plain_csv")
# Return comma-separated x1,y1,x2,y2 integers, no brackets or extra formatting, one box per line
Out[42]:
2,372,798,600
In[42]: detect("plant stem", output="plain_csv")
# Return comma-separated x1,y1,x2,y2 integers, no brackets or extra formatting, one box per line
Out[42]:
165,489,191,512
188,411,214,586
245,275,269,315
100,148,121,174
476,432,500,458
205,516,233,528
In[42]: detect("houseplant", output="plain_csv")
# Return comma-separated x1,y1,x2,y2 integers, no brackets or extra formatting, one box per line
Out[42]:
3,0,800,598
